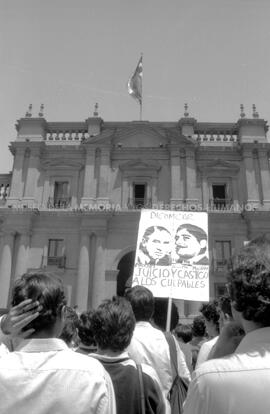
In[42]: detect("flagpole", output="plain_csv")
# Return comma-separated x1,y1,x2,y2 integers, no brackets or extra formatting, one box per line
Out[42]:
166,297,172,332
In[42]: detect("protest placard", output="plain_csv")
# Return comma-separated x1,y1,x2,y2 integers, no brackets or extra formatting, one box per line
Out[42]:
132,209,209,301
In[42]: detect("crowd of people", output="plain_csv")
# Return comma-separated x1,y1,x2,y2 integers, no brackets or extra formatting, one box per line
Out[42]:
0,235,270,413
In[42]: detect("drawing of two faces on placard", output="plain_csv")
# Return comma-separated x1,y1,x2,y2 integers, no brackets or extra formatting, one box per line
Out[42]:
137,223,209,266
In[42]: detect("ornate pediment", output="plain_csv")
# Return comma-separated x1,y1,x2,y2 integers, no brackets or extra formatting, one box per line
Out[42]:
119,159,161,172
165,127,197,146
41,159,84,170
84,128,116,144
198,159,240,175
83,122,197,149
112,124,168,148
119,159,161,178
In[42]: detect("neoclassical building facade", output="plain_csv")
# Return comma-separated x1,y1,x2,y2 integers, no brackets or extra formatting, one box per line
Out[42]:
0,104,270,319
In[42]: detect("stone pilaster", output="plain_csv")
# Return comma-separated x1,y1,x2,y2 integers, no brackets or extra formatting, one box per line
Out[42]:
23,146,41,206
81,148,97,205
14,232,31,280
201,174,208,208
97,147,110,204
7,147,25,206
170,146,183,205
185,148,199,204
258,149,270,208
232,177,240,210
91,231,107,309
0,232,15,308
76,232,90,311
122,178,129,208
242,148,260,207
151,176,158,204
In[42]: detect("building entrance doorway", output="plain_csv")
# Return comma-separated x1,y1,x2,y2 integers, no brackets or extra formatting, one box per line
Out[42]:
117,251,135,296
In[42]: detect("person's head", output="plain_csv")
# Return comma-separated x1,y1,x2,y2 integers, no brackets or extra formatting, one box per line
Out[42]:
11,272,66,337
191,315,206,338
218,294,233,330
174,323,193,343
59,306,79,348
139,226,171,261
91,296,135,353
175,224,207,260
227,235,270,329
152,298,179,331
124,285,154,322
77,310,96,349
200,300,220,337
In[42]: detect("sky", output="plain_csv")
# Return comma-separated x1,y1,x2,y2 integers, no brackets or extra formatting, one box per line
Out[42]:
1,0,270,172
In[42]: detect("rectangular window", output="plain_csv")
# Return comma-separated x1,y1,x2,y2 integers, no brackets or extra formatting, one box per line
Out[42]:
212,184,227,208
53,181,70,208
133,184,146,208
48,239,64,266
214,283,227,298
215,240,231,267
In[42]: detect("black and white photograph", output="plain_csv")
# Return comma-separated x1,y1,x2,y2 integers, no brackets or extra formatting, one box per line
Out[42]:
1,1,270,414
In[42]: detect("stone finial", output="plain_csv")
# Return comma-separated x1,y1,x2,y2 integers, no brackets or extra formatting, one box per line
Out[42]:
252,104,259,119
93,102,99,117
25,104,32,118
38,104,44,117
184,103,189,117
240,104,245,118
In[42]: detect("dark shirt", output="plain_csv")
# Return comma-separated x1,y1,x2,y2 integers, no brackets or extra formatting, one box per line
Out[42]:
92,356,165,414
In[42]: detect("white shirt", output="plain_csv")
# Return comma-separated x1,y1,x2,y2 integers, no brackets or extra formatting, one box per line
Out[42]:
0,338,116,414
128,322,190,405
0,343,9,358
183,327,270,414
195,335,218,367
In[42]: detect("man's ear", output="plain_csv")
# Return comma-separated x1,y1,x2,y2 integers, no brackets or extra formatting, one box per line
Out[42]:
60,305,67,324
199,239,207,249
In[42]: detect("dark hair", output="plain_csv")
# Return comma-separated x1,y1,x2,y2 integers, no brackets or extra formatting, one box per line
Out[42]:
59,306,79,346
152,298,179,331
176,224,207,243
228,235,270,327
139,226,171,255
91,296,135,352
12,272,66,333
141,226,171,242
174,323,193,343
175,224,207,255
200,300,220,332
191,315,206,337
78,310,96,347
218,294,232,318
124,286,154,321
